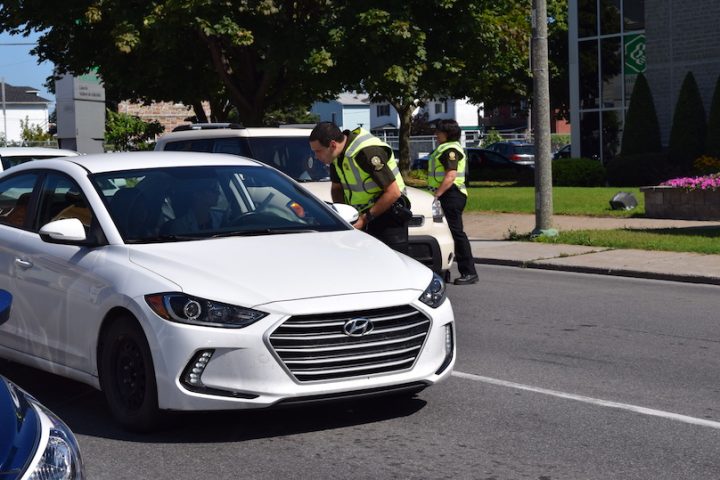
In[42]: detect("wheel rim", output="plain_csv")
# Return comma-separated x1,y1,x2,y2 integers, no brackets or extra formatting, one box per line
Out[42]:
113,337,146,411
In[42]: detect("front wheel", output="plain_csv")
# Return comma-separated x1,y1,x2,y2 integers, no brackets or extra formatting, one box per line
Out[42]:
99,317,160,432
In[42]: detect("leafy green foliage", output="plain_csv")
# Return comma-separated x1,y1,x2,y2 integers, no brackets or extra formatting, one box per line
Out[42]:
105,110,164,151
20,117,52,143
552,158,606,186
621,73,661,155
669,72,707,170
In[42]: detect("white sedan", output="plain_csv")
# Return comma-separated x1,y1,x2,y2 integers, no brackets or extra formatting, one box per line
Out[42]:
0,151,455,431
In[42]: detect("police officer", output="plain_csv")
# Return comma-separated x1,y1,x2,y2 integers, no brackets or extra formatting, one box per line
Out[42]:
428,119,478,285
309,122,410,254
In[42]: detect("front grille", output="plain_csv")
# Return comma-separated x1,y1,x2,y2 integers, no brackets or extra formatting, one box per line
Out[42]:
268,305,430,382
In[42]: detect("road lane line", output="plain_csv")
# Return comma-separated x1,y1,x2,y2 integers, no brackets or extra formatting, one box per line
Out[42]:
452,370,720,430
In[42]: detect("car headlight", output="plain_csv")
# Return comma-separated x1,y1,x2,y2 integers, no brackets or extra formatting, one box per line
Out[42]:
419,272,447,308
27,404,85,480
145,293,267,328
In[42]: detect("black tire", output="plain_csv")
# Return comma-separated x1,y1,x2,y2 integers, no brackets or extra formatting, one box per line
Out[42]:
99,317,160,432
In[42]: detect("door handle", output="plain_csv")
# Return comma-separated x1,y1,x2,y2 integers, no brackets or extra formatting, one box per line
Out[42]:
14,258,33,269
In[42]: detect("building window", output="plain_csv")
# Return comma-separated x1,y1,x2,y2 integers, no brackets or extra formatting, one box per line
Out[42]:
434,101,447,114
376,104,390,117
573,0,645,164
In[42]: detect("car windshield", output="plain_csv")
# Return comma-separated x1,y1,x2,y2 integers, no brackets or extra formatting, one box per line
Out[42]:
245,137,330,182
91,164,348,244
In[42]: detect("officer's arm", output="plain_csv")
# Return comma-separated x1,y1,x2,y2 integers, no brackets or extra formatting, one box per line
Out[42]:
434,169,457,198
355,181,401,230
331,182,345,203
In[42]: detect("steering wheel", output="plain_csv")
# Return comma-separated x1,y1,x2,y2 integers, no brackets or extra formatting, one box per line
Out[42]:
227,211,262,226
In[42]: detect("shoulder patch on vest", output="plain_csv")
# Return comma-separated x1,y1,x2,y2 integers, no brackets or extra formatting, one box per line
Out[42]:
370,156,383,170
449,151,456,161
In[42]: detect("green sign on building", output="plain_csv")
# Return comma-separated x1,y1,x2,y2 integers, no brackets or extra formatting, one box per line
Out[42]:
624,34,646,74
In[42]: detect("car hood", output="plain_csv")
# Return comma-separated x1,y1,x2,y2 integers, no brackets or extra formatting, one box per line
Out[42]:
128,230,431,307
300,183,434,217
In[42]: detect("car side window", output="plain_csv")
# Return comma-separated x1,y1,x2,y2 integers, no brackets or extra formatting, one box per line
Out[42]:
36,173,94,231
0,173,40,229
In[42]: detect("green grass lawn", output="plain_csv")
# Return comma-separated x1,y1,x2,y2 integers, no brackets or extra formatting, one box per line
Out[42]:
464,185,720,254
466,185,645,217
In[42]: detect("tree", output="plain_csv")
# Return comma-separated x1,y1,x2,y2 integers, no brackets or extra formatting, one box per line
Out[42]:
668,71,706,170
620,73,661,155
0,1,346,125
337,0,531,172
705,75,720,158
105,110,164,151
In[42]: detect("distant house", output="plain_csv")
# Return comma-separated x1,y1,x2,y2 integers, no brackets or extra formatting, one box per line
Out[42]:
0,82,52,144
371,97,483,145
311,92,370,130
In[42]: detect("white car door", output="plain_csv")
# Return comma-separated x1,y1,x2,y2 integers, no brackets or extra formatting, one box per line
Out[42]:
11,171,111,372
0,171,42,354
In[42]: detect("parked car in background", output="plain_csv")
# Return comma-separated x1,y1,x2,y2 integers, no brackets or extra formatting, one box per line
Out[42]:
0,147,79,171
466,148,535,171
0,290,85,479
553,144,572,160
465,148,535,183
0,152,455,431
155,124,455,274
483,141,535,165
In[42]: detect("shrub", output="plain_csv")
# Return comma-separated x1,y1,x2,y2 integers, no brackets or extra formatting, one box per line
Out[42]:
480,129,503,147
706,75,720,157
693,155,720,175
552,158,606,186
621,73,662,155
606,152,674,186
668,71,707,170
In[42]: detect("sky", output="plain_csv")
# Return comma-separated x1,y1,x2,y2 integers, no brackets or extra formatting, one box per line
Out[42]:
0,31,55,106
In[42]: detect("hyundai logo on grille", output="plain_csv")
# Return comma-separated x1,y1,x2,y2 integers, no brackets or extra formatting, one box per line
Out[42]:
343,318,374,337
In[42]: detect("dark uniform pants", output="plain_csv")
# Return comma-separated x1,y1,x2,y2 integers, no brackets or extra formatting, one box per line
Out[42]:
365,210,409,255
438,186,477,277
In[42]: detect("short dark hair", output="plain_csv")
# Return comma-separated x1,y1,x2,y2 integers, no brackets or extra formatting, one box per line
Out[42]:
309,122,344,147
435,119,461,142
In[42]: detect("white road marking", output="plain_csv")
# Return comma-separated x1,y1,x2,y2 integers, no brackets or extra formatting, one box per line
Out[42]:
452,370,720,430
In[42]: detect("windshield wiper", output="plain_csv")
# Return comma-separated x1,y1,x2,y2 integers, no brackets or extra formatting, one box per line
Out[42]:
212,228,317,238
144,234,206,243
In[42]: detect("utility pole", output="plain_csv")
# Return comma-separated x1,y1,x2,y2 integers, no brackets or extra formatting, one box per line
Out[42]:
1,78,6,146
531,0,554,236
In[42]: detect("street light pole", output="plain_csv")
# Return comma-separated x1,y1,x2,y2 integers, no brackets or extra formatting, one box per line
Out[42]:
531,0,554,235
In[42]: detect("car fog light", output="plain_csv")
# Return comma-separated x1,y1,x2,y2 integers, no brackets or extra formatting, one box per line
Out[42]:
435,324,455,375
182,350,214,389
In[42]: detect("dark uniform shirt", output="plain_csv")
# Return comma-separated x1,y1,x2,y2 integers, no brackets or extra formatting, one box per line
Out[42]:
329,130,397,189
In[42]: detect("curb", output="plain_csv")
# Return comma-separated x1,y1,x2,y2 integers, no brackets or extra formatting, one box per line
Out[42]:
473,256,720,286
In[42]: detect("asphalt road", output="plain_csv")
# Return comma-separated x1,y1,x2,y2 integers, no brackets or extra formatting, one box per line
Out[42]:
3,265,720,479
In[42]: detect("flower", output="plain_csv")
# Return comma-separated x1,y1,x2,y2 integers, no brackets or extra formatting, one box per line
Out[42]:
661,173,720,191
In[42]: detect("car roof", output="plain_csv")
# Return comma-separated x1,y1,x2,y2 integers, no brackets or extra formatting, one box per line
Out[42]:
157,126,312,143
0,147,80,157
5,151,261,175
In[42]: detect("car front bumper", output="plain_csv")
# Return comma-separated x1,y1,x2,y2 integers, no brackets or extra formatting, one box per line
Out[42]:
142,290,455,411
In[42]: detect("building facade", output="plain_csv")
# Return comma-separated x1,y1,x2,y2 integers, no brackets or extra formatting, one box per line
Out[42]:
310,92,370,130
0,83,51,144
570,0,720,163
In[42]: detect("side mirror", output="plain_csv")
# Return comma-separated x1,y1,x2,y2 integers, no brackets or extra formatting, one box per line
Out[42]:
331,203,359,224
39,218,88,243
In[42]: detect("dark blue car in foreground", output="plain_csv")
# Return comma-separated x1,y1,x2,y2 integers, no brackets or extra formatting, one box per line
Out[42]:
0,290,85,480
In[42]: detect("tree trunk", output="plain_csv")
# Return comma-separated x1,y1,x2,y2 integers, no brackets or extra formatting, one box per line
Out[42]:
395,102,414,175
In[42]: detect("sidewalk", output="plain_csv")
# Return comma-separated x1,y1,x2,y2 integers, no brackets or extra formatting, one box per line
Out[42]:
463,213,720,286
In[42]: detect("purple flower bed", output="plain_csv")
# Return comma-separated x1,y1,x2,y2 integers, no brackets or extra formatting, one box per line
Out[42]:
660,174,720,191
